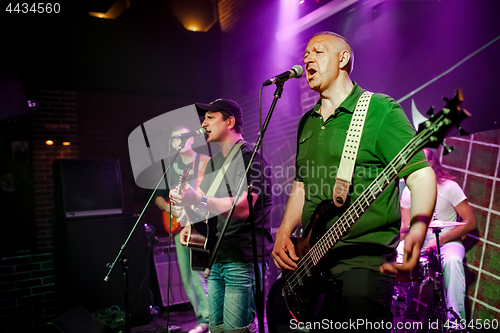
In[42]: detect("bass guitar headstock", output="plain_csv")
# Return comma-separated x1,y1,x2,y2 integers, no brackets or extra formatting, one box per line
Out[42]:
417,90,471,154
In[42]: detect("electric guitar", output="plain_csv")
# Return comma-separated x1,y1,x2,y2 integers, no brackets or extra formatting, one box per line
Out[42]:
162,167,190,234
275,91,470,322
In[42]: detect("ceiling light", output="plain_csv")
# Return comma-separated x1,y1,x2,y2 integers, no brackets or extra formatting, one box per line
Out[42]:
172,0,218,32
89,0,129,19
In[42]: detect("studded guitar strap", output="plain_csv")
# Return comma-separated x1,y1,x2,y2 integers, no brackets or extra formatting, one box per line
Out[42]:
333,91,373,207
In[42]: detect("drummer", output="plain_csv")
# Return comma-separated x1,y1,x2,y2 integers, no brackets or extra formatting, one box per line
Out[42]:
400,148,476,321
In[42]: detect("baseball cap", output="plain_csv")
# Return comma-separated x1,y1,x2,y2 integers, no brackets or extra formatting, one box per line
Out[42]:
195,98,244,126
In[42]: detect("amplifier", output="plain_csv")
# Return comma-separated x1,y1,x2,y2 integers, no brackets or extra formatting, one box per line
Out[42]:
153,237,189,306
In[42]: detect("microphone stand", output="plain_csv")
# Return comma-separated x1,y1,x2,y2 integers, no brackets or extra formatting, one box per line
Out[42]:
208,82,284,333
247,184,265,333
104,137,190,333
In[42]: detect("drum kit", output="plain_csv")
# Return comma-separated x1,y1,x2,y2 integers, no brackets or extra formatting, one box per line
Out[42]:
392,221,466,333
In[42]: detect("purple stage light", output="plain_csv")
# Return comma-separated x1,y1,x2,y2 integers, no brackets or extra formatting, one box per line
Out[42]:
27,100,38,110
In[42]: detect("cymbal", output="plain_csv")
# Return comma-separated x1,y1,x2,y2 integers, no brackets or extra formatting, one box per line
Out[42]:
428,220,465,228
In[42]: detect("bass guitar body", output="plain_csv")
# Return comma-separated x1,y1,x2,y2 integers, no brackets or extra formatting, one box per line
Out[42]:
281,200,345,322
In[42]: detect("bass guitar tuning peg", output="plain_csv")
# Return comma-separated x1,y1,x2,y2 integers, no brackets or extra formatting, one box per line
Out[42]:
457,125,469,136
426,106,435,117
442,142,455,156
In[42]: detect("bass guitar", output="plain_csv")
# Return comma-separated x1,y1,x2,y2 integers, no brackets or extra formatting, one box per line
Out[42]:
274,91,470,322
162,167,190,234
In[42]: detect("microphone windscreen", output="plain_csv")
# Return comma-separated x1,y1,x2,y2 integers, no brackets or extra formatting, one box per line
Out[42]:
292,65,304,78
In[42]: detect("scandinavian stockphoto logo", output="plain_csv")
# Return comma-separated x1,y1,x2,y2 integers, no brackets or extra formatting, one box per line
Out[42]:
128,104,205,190
127,104,246,223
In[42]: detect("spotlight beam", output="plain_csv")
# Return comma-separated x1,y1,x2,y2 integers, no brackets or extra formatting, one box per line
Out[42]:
276,0,360,42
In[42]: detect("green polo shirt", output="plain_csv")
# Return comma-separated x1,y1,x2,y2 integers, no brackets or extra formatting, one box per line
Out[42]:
295,82,429,274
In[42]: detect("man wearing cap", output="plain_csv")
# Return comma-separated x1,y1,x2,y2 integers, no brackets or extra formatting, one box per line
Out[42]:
170,99,273,333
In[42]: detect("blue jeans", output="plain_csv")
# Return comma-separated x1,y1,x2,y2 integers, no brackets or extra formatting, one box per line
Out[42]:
208,262,264,333
175,233,209,324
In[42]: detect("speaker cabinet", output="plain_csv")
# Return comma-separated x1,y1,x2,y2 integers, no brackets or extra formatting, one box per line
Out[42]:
53,159,124,218
153,238,189,306
53,215,151,327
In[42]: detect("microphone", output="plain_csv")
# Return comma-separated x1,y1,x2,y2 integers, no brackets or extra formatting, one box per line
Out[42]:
172,128,206,140
263,65,304,86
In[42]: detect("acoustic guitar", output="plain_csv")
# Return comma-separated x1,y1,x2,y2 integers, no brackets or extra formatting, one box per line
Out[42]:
183,205,217,273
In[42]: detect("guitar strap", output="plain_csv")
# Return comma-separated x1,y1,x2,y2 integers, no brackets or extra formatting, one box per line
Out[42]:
333,91,373,207
206,141,243,197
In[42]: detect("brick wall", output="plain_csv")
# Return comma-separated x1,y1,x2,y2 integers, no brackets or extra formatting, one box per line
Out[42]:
0,253,56,332
0,90,79,332
31,90,79,251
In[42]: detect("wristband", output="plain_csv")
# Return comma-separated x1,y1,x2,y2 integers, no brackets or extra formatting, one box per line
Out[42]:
197,195,208,210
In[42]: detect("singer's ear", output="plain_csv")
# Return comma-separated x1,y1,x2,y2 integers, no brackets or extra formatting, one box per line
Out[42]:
226,116,236,130
339,50,351,73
